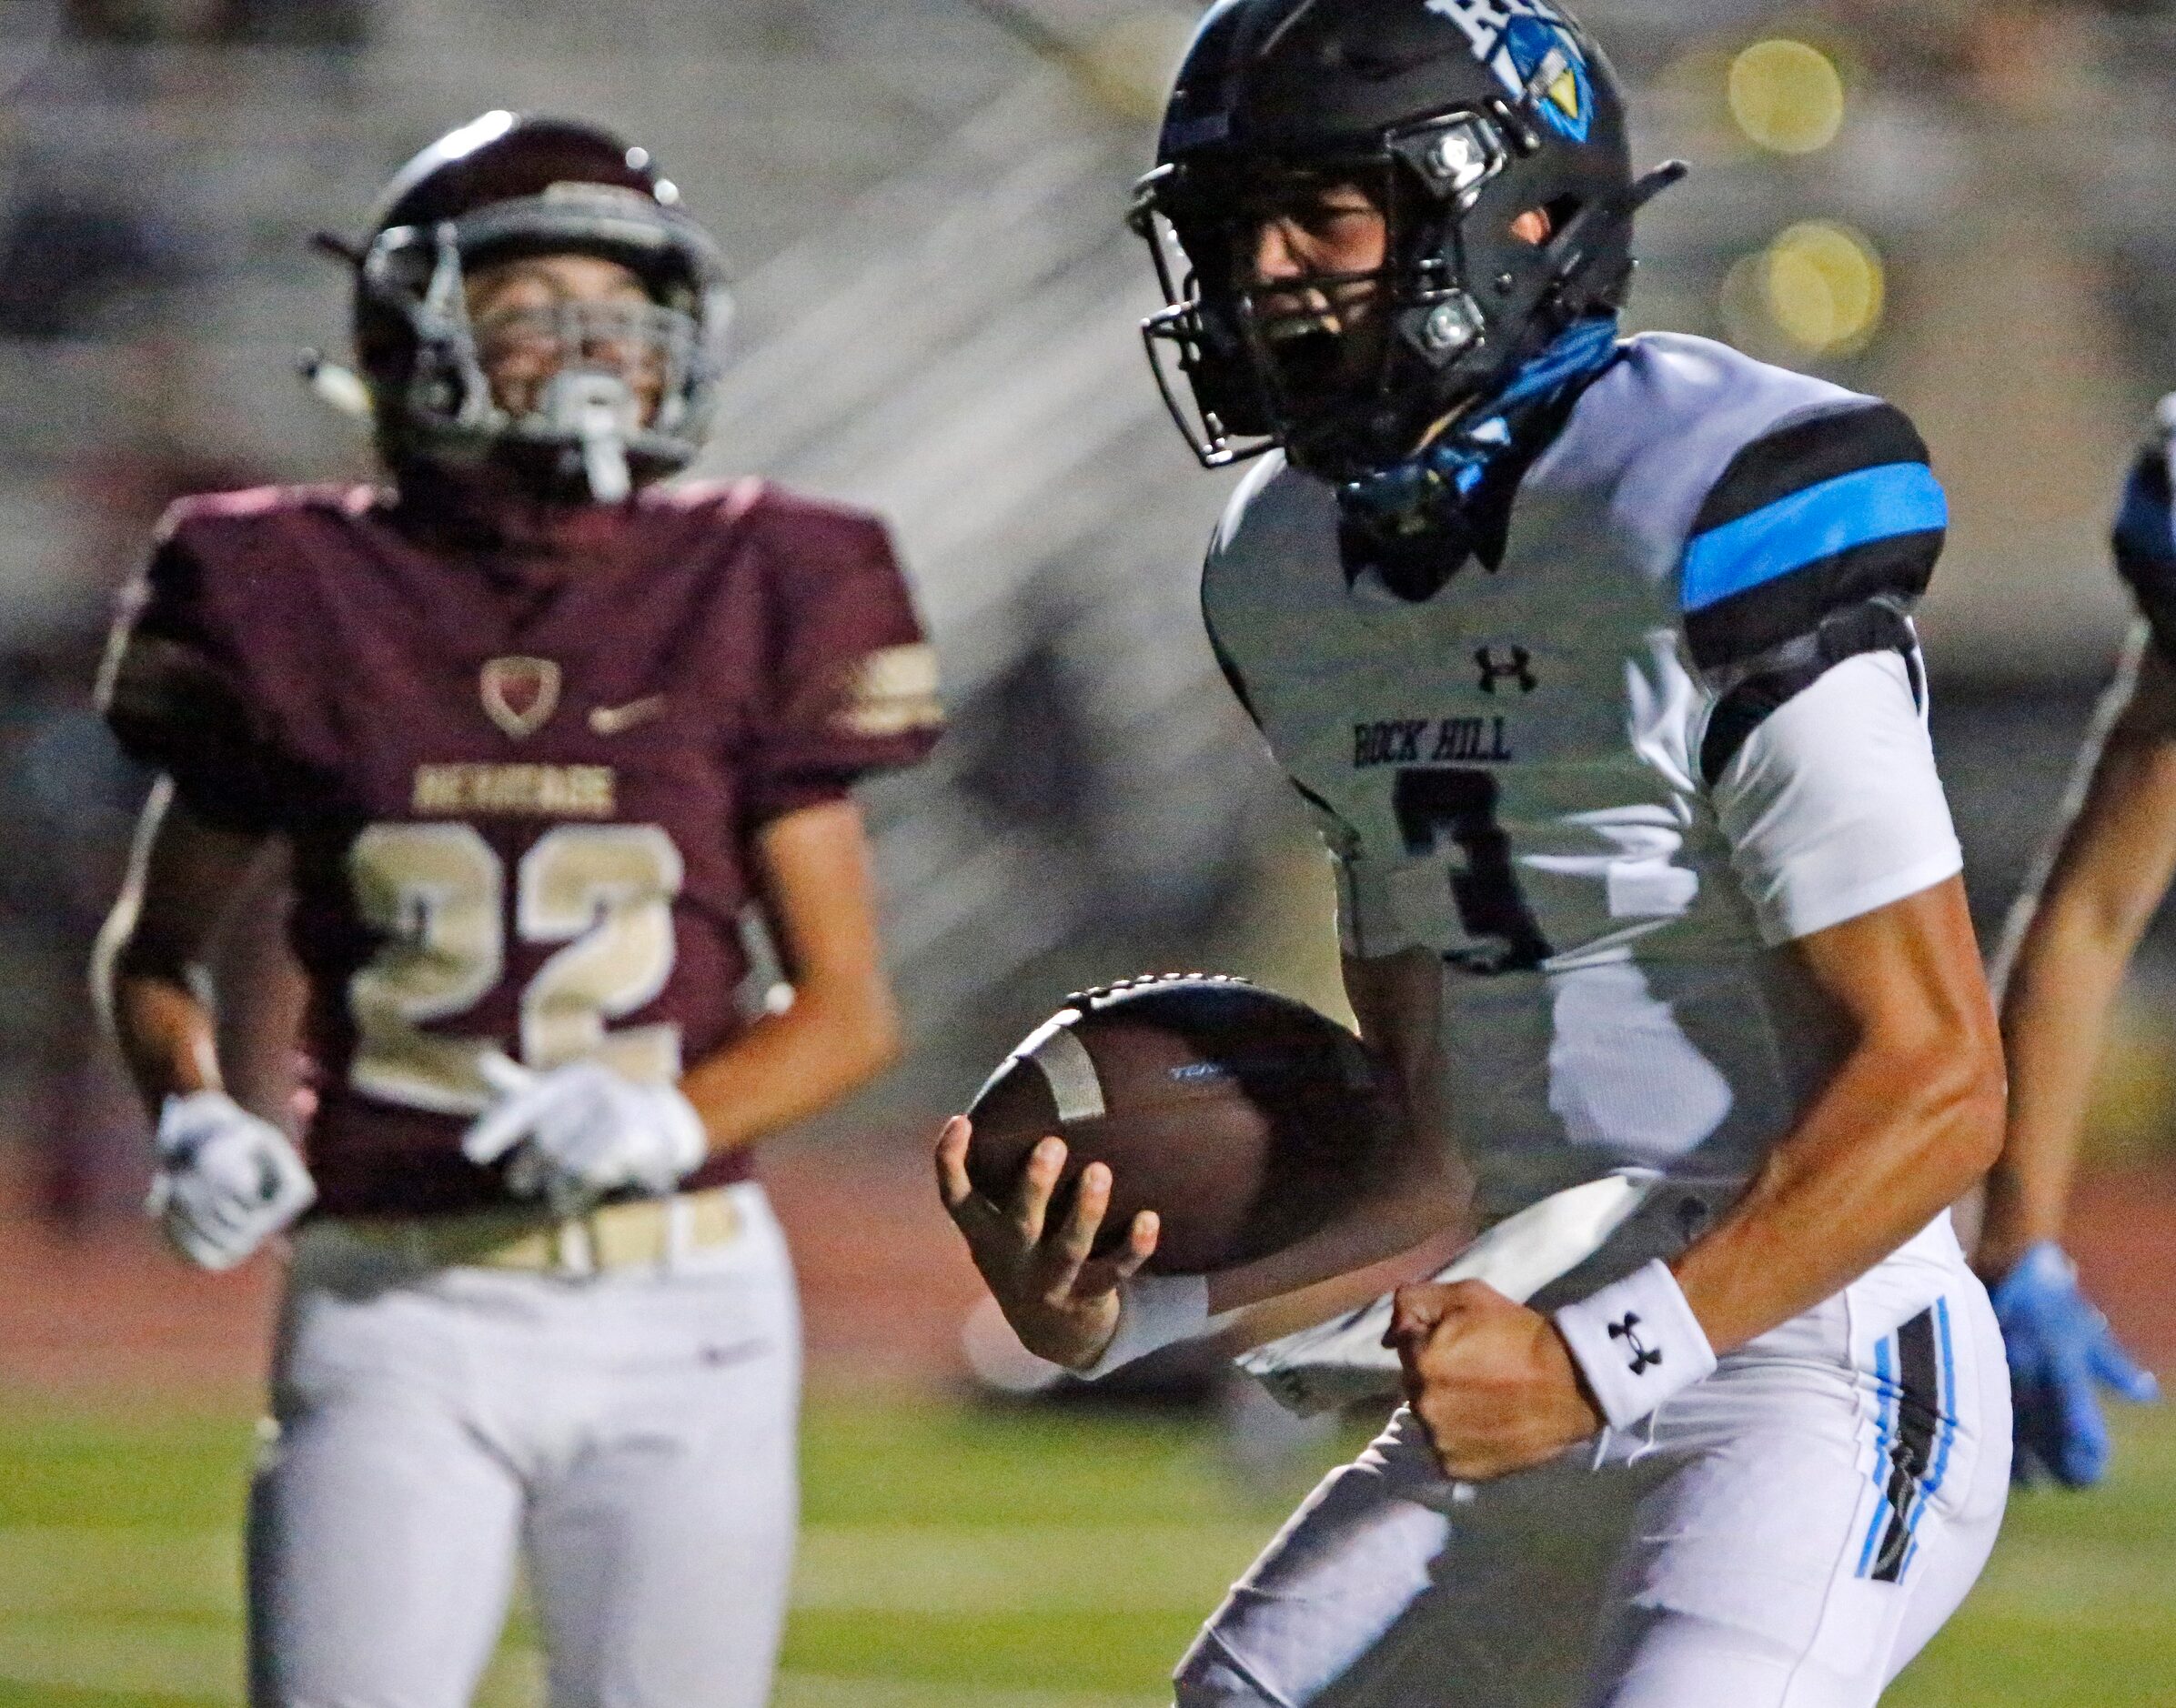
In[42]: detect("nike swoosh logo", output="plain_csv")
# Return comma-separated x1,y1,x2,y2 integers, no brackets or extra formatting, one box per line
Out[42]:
589,695,667,735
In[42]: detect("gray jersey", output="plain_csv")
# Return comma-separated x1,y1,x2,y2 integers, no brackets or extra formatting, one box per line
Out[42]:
1204,332,1959,1219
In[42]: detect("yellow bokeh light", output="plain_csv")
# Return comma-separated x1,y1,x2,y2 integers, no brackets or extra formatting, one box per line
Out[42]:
1764,221,1885,355
1728,38,1845,155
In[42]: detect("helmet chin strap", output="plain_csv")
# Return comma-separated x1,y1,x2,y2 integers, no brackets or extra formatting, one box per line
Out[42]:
541,367,640,503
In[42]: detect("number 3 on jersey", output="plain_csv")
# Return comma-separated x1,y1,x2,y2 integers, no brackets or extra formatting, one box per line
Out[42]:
1393,768,1551,975
347,823,684,1114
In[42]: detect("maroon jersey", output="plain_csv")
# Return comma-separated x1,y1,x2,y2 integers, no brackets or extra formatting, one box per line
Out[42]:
102,477,941,1217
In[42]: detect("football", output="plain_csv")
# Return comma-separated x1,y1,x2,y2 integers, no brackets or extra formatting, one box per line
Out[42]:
965,974,1395,1275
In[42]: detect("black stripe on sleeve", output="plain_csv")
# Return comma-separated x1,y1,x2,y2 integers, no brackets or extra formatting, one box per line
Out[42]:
1691,401,1929,538
1871,1307,1942,1584
1685,529,1940,676
1697,600,1919,785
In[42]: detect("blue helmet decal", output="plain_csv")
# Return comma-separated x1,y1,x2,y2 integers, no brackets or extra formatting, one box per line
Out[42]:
1426,0,1594,143
1502,15,1592,140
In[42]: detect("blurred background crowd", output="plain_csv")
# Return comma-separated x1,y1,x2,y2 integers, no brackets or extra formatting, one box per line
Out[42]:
0,0,2171,1247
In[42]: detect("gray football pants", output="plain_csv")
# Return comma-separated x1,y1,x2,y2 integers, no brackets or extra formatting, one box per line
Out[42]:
247,1184,800,1708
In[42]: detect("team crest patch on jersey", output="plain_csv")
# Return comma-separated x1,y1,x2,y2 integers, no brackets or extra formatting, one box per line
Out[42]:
479,656,561,739
1425,0,1593,141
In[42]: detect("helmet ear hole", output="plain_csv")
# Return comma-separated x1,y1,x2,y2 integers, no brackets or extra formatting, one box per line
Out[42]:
1540,196,1583,242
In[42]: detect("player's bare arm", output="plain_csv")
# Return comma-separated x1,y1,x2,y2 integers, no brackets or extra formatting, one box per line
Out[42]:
96,780,273,1108
679,796,902,1152
1983,643,2176,1274
1200,946,1471,1348
1390,877,2004,1481
1972,632,2173,1484
1665,878,2002,1349
95,781,315,1270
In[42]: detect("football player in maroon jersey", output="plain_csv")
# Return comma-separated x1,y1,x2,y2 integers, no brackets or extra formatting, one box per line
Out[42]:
93,112,941,1708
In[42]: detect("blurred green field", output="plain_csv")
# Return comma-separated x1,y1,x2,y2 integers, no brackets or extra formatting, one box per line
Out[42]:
0,1392,2171,1707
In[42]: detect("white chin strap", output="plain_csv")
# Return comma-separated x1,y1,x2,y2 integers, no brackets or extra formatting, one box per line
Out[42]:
542,367,640,503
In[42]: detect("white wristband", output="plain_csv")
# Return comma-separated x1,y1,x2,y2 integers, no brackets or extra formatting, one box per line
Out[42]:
1553,1260,1717,1430
1078,1272,1213,1379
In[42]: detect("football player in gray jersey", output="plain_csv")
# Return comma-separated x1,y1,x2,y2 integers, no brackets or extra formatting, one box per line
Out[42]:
938,2,2012,1703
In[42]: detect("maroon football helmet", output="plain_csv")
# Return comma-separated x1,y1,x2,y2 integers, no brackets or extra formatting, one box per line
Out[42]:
328,112,730,499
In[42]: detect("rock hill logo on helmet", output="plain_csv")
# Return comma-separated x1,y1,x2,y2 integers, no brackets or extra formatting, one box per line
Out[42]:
1131,0,1677,479
1425,0,1594,141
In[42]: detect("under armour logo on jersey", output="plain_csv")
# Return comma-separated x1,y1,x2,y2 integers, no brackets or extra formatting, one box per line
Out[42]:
1608,1312,1663,1374
1476,646,1536,693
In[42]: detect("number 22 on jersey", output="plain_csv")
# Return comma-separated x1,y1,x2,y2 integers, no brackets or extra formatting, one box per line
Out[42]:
347,822,684,1114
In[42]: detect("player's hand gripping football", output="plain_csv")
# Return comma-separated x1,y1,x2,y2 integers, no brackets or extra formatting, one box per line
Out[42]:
1991,1242,2159,1488
934,1117,1161,1371
1387,1279,1604,1482
147,1090,317,1271
463,1054,708,1216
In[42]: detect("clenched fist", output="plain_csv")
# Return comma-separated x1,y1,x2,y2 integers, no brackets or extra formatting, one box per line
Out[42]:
1386,1278,1602,1481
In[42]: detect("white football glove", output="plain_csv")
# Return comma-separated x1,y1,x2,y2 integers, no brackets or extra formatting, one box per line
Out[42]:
147,1090,317,1272
462,1054,708,1216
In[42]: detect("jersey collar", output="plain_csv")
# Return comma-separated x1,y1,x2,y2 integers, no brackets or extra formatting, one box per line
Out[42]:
1335,316,1621,600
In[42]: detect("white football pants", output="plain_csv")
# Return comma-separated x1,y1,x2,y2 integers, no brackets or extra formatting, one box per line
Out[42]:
1177,1215,2010,1708
247,1183,800,1708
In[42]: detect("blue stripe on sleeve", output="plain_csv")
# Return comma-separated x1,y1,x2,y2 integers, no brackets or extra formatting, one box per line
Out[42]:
1683,462,1947,614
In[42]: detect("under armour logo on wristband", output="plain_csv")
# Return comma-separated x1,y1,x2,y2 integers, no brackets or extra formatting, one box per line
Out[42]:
1608,1312,1662,1373
1556,1260,1715,1430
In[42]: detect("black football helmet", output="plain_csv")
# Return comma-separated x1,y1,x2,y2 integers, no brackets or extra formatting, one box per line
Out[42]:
1130,0,1676,479
319,112,730,500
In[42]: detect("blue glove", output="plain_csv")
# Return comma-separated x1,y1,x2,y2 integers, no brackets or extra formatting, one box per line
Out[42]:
1990,1242,2159,1488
